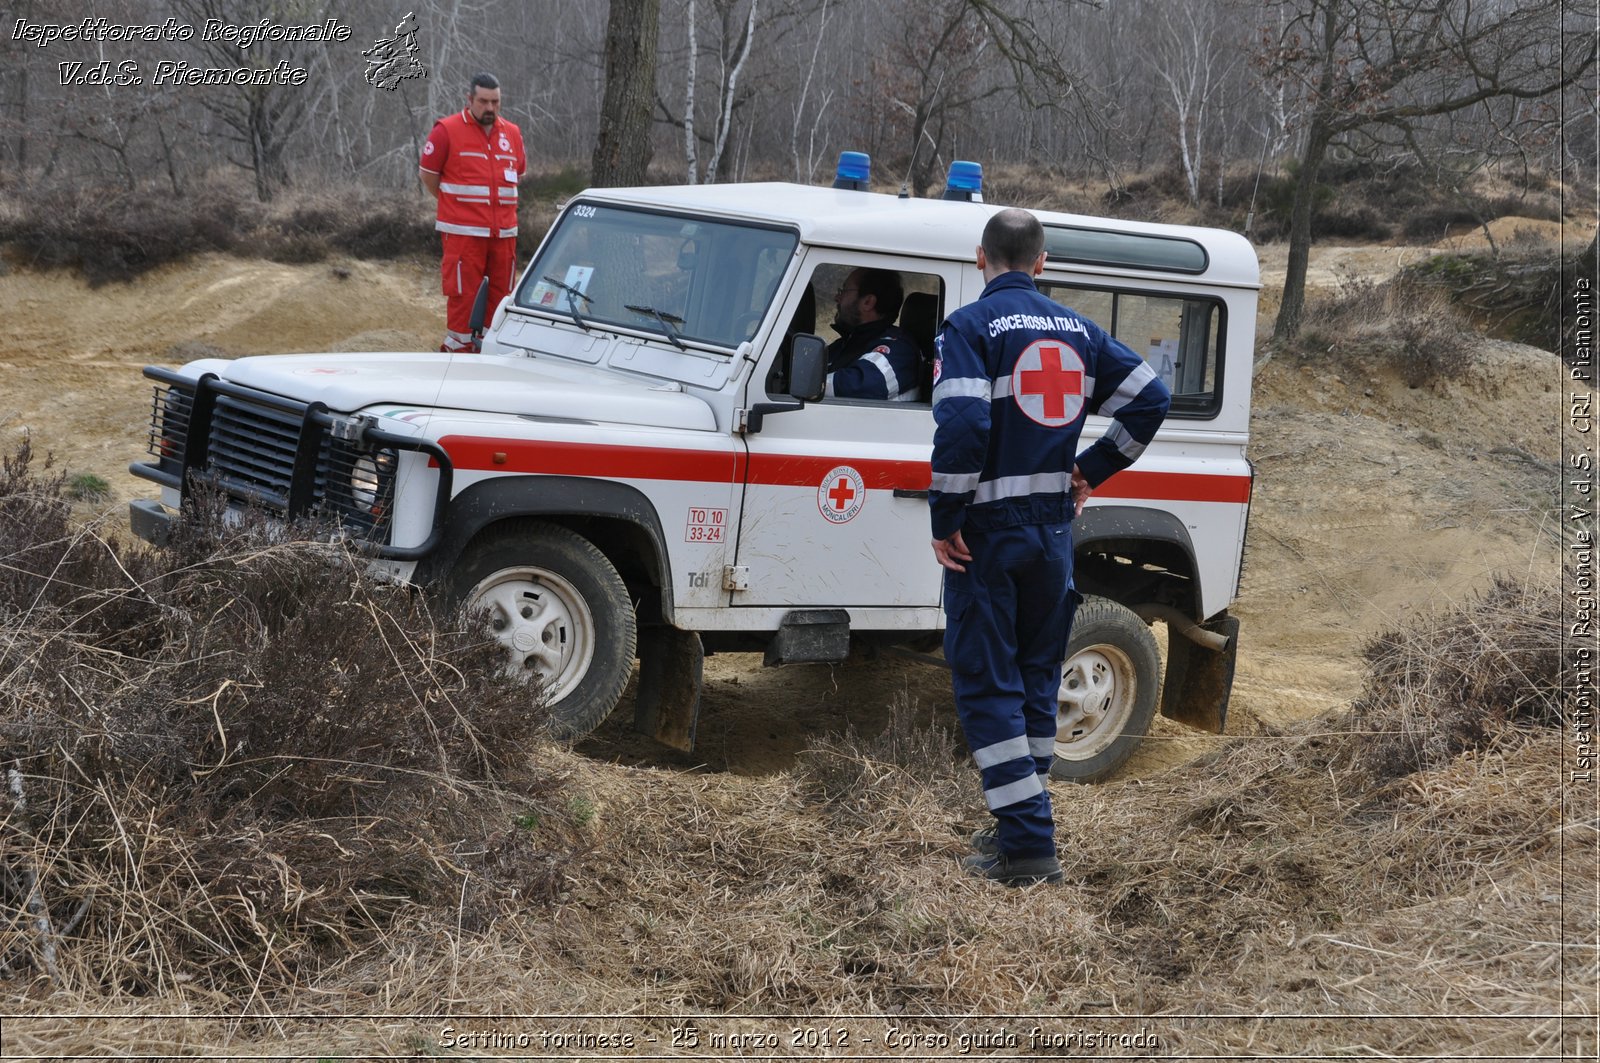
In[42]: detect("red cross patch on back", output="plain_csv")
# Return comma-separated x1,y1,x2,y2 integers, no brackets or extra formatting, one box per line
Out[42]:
1011,339,1086,427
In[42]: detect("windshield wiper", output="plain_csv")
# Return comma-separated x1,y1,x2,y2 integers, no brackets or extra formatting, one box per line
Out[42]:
624,304,688,351
541,275,592,331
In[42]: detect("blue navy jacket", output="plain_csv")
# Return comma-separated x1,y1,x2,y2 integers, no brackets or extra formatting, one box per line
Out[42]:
826,320,923,402
929,271,1171,540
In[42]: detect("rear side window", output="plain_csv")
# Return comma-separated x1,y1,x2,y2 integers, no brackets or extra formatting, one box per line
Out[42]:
1039,283,1223,418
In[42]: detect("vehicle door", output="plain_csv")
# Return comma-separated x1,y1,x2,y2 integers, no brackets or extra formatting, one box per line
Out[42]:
733,252,959,609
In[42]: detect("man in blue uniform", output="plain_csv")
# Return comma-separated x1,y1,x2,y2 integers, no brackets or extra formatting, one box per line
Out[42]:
825,268,923,402
929,208,1170,886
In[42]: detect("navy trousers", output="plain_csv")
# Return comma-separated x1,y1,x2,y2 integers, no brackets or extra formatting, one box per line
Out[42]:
943,521,1077,859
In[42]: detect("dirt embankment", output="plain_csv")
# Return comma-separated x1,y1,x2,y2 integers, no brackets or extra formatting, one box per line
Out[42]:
0,225,1572,778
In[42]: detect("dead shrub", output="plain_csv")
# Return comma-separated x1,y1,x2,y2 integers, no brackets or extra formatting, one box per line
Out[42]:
1294,272,1476,389
335,209,437,260
0,186,239,285
0,181,441,283
1344,576,1562,785
1401,203,1486,242
794,693,965,811
0,442,154,629
256,190,435,262
0,445,569,997
1312,203,1392,241
1402,249,1564,351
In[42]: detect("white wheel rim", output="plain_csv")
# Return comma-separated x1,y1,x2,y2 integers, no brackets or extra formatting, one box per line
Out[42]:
467,566,596,704
1056,644,1138,761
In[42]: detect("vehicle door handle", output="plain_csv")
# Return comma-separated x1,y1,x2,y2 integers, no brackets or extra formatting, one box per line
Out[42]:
893,489,929,500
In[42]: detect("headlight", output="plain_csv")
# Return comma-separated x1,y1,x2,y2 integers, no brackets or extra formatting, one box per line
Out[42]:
348,450,397,511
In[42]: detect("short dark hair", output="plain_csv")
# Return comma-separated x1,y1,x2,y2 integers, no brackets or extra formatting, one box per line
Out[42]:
981,208,1045,271
469,72,500,94
855,268,905,321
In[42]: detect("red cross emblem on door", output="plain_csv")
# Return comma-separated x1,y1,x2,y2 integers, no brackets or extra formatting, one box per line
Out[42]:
828,477,855,509
817,465,866,524
1011,339,1086,426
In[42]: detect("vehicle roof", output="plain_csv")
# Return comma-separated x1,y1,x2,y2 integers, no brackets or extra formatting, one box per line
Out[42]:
577,182,1260,289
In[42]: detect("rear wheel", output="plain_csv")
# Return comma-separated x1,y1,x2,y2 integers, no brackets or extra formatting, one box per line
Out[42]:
447,522,637,740
1049,596,1161,784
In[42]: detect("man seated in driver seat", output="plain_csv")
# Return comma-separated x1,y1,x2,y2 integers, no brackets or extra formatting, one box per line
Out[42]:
825,267,923,402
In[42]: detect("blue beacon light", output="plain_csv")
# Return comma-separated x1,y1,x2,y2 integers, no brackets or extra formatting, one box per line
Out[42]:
833,151,871,191
942,160,984,202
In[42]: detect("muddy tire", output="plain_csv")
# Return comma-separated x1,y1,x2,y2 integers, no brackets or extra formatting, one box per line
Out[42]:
1049,595,1161,784
447,521,637,741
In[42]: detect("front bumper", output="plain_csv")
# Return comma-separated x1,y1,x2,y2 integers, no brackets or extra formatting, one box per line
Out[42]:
128,367,454,561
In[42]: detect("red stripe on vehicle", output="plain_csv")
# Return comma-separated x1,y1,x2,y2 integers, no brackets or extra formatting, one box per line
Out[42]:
439,436,1250,503
439,436,745,483
1096,471,1253,504
744,453,930,491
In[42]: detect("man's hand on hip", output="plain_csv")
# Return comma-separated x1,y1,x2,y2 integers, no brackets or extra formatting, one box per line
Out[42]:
1071,464,1092,517
932,530,972,573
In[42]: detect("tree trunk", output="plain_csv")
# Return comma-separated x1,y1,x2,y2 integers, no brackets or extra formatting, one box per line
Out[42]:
683,0,698,183
1272,119,1331,344
591,0,661,188
704,0,759,184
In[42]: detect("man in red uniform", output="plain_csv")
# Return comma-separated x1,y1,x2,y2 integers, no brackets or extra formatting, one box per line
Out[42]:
419,73,527,352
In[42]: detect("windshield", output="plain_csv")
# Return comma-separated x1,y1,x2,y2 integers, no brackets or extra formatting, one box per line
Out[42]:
516,203,798,351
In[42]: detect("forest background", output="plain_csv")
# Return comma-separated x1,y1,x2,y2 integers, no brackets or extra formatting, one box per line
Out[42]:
1,0,1595,339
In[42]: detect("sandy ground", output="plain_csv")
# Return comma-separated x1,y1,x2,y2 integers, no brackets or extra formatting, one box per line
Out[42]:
0,222,1572,780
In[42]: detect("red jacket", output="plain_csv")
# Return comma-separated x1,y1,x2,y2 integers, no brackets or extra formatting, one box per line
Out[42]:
420,110,526,238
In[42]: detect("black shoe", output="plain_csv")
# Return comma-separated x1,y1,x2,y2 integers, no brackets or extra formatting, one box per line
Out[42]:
970,825,1000,858
961,850,1064,886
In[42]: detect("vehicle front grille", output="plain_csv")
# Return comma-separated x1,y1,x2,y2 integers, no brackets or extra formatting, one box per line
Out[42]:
142,382,394,542
209,395,301,506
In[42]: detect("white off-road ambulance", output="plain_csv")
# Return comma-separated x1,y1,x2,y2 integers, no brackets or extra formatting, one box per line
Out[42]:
130,157,1256,781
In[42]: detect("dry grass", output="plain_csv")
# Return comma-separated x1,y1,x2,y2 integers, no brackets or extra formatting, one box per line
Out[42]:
1,443,1591,1058
1,445,570,1006
1293,271,1479,389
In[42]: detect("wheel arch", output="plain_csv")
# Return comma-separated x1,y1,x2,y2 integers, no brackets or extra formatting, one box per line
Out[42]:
417,475,674,623
1072,505,1200,619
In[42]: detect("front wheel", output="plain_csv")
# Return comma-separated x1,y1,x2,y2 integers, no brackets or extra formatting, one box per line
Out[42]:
446,521,637,741
1048,596,1161,784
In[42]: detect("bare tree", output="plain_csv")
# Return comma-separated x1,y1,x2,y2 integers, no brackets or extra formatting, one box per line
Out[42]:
166,0,336,201
1143,0,1241,205
787,0,836,182
858,0,1096,196
1257,0,1596,341
592,0,661,186
0,0,44,176
668,0,761,183
682,0,701,180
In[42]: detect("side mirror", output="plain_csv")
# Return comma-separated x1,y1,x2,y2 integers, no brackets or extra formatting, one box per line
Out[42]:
468,276,492,351
787,334,826,402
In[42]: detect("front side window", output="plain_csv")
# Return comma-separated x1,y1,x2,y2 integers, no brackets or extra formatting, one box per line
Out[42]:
788,262,943,404
517,203,797,351
1040,283,1223,418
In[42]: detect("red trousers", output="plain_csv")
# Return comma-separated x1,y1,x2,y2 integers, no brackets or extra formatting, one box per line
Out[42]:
440,233,516,351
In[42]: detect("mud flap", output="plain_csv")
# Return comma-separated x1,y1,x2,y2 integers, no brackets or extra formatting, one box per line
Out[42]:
634,625,703,753
763,609,850,666
1158,613,1239,734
